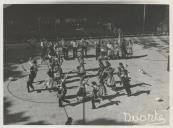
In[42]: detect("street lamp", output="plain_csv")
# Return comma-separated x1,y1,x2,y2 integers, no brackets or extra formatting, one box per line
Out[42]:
83,82,86,124
142,5,146,34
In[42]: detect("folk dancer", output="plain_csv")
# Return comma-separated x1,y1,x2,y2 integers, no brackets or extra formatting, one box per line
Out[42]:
104,61,116,88
121,70,132,96
117,62,126,85
90,81,101,109
57,73,70,107
27,60,38,92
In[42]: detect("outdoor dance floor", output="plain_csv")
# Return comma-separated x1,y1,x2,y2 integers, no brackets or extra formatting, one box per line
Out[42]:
3,35,169,125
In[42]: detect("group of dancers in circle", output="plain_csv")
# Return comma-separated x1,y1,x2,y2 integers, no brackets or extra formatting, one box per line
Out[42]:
26,37,132,109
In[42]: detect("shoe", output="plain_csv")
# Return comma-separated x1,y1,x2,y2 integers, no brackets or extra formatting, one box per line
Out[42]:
59,104,63,107
98,99,101,104
104,93,108,96
92,106,96,109
128,94,131,97
76,97,80,102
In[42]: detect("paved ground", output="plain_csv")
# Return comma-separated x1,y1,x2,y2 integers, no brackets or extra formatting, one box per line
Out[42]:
3,35,169,125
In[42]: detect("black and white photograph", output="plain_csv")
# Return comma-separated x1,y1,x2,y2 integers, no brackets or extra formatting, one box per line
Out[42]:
2,1,172,126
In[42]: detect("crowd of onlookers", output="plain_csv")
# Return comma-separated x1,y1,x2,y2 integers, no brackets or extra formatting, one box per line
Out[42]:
39,36,134,61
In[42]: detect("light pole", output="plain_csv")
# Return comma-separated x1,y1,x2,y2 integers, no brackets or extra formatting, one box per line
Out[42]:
83,82,86,124
142,5,146,34
38,17,41,40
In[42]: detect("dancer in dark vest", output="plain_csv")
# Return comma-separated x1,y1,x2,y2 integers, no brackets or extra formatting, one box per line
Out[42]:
27,60,38,92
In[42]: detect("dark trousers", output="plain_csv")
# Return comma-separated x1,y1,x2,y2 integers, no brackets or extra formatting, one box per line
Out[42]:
27,78,35,92
59,90,70,107
73,47,77,58
99,81,107,95
124,85,131,96
91,96,100,109
102,83,107,95
91,98,96,109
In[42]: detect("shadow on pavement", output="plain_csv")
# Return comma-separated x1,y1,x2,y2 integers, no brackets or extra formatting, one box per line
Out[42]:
102,92,126,100
66,79,80,84
132,90,150,96
4,47,40,82
85,54,96,59
65,94,77,99
112,82,152,92
3,97,30,125
67,73,97,80
66,85,79,89
125,54,148,59
109,54,148,60
3,97,49,125
74,118,136,125
66,92,125,107
136,37,169,53
4,64,27,81
25,121,50,125
97,100,121,108
86,67,99,72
